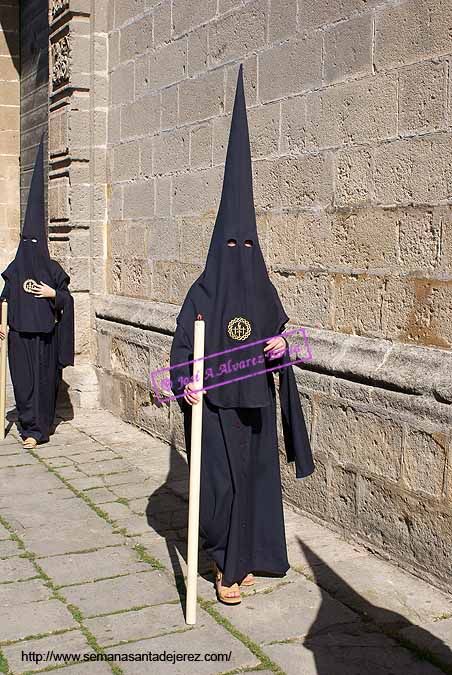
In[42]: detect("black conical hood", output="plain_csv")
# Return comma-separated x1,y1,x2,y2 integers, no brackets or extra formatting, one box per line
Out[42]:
1,134,56,332
173,64,288,408
208,63,256,254
22,134,48,254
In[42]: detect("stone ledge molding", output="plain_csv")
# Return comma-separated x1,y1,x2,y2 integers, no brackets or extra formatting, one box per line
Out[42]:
93,294,452,409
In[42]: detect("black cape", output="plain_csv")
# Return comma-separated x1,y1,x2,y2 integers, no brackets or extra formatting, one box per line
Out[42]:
1,136,74,443
170,65,314,479
1,136,74,369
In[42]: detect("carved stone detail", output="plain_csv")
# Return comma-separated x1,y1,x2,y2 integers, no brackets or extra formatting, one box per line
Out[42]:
52,35,71,88
51,0,70,19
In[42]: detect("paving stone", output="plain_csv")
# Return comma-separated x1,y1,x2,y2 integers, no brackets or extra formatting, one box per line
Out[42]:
2,497,100,529
265,629,444,675
45,456,75,468
128,497,149,514
0,465,63,495
39,441,103,458
1,599,77,642
101,470,148,487
308,551,452,628
287,532,368,570
0,454,37,468
39,546,148,586
82,459,133,477
70,476,105,490
85,602,187,647
105,608,260,674
57,465,88,480
22,524,123,557
0,556,38,582
0,522,10,539
63,570,178,617
131,534,188,575
0,538,22,557
70,449,119,465
400,617,452,670
0,445,22,456
110,479,163,500
115,514,154,536
100,501,132,520
95,431,147,446
0,435,21,448
34,442,98,459
81,487,118,504
0,486,71,510
3,629,95,673
216,576,360,644
0,579,51,607
30,664,112,675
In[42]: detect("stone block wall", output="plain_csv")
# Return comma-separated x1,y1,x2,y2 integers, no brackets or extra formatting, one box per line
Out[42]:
92,0,452,590
0,0,19,279
47,0,108,356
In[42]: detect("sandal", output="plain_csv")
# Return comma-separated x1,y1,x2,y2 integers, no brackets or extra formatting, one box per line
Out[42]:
23,437,37,450
213,562,241,605
240,572,255,587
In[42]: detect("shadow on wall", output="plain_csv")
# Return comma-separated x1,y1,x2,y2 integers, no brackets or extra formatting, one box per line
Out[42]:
0,2,19,75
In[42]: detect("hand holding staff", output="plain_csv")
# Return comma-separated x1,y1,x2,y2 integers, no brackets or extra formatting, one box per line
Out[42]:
185,314,205,625
0,301,8,440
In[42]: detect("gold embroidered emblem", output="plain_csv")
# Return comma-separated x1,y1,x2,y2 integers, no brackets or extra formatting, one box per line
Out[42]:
227,317,251,341
23,279,38,294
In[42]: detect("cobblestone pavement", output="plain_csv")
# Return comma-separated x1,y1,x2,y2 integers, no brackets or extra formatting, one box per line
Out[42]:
1,399,452,675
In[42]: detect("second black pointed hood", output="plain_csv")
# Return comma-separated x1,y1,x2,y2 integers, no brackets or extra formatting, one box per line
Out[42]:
2,135,61,333
21,136,49,256
174,64,288,408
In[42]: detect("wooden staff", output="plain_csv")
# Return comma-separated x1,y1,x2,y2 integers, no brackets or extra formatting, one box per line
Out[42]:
0,301,8,441
185,313,205,625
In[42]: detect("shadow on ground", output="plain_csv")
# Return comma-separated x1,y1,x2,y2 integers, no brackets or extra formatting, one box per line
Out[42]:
140,418,452,674
145,441,213,610
299,538,452,675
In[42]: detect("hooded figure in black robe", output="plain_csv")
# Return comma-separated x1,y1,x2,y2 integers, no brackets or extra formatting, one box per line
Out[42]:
169,65,314,590
0,137,74,444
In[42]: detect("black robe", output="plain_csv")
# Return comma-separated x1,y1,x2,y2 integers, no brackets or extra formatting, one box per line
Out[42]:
1,263,74,443
169,65,314,587
170,319,314,586
0,136,74,443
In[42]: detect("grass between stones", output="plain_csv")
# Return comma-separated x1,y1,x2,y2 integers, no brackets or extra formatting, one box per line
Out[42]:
198,598,285,675
0,516,126,675
6,439,452,675
0,651,8,674
115,498,129,506
21,446,287,674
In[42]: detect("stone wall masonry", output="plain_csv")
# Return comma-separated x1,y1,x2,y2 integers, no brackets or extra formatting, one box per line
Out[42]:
48,0,109,356
90,0,452,591
0,0,19,280
106,0,452,350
